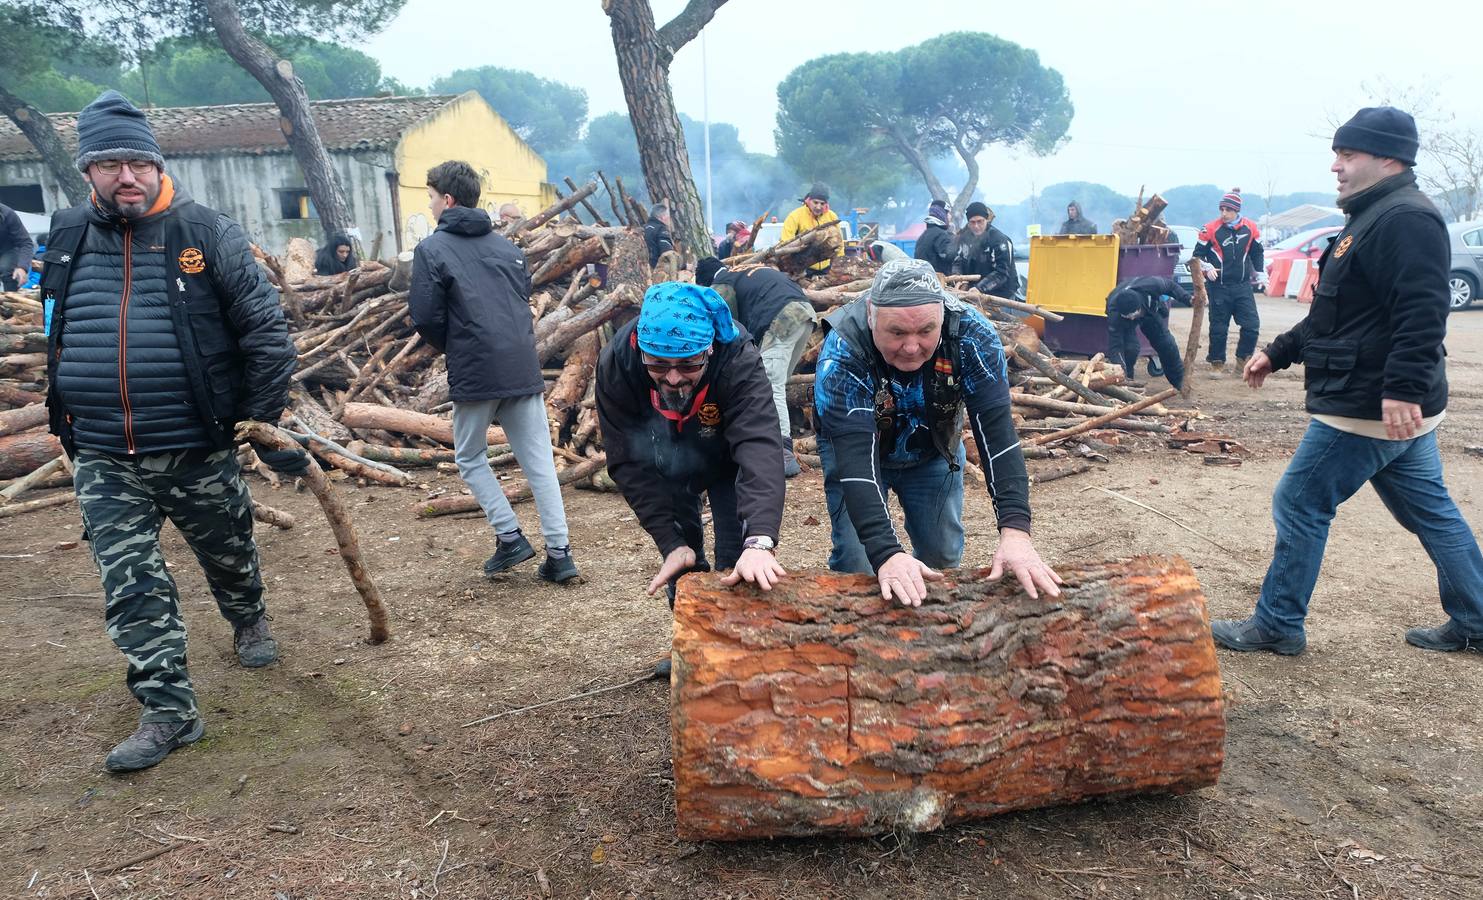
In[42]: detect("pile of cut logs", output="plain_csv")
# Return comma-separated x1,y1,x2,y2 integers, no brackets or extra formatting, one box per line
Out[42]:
0,181,1241,521
1110,187,1176,246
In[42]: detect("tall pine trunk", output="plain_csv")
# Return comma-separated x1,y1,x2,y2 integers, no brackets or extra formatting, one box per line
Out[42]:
0,83,89,206
204,0,355,242
602,0,724,261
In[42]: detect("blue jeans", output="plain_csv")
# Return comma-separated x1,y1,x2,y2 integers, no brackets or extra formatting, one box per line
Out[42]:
819,437,965,573
1254,420,1483,637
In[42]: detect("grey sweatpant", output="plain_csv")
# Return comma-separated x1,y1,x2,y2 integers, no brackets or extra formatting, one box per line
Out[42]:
758,301,816,443
451,393,570,549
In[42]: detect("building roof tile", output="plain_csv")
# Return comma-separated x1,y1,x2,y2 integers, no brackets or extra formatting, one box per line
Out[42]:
0,94,460,163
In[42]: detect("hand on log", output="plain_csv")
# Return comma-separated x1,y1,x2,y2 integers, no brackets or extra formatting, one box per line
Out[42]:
671,555,1226,841
236,420,390,644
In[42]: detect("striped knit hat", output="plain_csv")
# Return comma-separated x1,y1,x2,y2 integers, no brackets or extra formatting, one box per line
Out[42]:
1219,188,1242,213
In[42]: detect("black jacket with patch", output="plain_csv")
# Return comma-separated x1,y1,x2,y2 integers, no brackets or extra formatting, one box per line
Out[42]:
953,225,1016,296
595,319,783,557
644,214,676,266
408,205,545,403
1264,172,1449,419
44,183,293,455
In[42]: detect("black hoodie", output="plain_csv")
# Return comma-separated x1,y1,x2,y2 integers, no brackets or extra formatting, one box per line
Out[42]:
408,206,544,402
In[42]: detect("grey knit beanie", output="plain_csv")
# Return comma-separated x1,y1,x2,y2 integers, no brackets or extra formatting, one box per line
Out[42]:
74,91,164,173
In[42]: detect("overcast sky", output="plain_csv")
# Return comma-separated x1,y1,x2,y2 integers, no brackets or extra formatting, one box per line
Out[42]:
363,0,1483,204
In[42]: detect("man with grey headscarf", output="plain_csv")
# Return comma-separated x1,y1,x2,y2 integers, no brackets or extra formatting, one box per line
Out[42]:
813,258,1061,606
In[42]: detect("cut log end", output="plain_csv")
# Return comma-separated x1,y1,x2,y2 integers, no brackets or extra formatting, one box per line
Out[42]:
671,555,1225,841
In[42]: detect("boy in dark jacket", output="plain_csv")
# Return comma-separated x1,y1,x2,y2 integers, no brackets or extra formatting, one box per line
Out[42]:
1104,275,1189,390
1194,189,1266,372
1212,108,1483,657
409,160,579,584
595,282,788,635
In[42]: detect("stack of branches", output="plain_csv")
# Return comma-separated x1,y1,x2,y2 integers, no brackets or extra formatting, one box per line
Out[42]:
235,179,661,513
759,257,1207,488
0,290,69,518
1110,186,1175,246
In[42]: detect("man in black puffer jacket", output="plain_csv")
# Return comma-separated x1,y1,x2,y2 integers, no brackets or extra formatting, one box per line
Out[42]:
43,91,300,773
1212,107,1483,658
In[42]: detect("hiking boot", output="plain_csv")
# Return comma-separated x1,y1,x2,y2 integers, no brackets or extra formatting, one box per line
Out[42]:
483,535,536,577
1210,617,1306,656
652,656,672,680
783,446,801,479
538,553,580,584
104,718,205,773
1207,361,1227,380
1235,356,1250,372
1405,620,1483,653
233,615,279,668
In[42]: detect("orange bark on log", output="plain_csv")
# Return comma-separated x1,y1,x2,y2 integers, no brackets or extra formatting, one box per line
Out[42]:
0,430,62,479
338,402,505,447
671,555,1225,841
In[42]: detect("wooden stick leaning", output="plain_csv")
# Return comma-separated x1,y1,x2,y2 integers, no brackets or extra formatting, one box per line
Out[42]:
1027,388,1180,446
0,455,65,502
236,420,390,644
0,492,73,518
1182,260,1209,399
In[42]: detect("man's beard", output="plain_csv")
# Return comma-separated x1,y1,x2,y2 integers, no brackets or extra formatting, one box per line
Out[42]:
98,189,156,218
657,385,694,412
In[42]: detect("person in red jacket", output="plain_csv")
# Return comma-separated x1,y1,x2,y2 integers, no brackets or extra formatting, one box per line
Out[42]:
1194,189,1267,375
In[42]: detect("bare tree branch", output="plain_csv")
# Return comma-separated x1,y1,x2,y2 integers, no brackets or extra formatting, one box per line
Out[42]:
655,0,729,59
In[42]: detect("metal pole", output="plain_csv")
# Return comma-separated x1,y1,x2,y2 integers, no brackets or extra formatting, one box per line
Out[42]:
702,29,713,237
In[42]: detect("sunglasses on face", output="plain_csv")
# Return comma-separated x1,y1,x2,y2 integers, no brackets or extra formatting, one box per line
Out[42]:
642,352,709,375
93,160,158,176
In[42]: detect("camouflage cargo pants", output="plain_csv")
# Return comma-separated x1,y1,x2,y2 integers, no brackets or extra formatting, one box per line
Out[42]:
74,448,265,724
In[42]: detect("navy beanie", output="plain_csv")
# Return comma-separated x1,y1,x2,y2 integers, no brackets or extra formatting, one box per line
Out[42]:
695,256,725,287
965,201,991,221
75,90,164,173
1332,106,1418,167
1114,290,1142,316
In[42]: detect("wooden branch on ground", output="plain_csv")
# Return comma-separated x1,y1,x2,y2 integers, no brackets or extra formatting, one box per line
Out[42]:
415,455,606,517
1027,388,1180,446
0,491,73,518
0,455,65,502
250,499,296,529
236,420,389,644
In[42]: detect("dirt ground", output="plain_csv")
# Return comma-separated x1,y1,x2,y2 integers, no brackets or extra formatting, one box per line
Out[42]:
3,294,1482,899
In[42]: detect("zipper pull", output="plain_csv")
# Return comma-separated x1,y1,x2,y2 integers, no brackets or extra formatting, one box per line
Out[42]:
177,277,186,293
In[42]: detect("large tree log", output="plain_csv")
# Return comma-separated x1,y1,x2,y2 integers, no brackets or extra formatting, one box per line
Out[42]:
671,555,1225,841
547,332,599,440
338,402,506,447
533,286,637,363
0,402,46,438
532,236,610,287
0,383,44,408
0,430,61,479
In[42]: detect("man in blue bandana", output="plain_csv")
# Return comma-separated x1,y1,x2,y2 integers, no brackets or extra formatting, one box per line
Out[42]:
596,283,789,638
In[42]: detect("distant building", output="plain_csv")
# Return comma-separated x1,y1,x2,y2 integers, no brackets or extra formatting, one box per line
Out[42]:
0,92,557,255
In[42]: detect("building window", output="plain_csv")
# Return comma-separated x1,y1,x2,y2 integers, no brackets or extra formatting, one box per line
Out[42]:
278,189,317,220
0,184,44,213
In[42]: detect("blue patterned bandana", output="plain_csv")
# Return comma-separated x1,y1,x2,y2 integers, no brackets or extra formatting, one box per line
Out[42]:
636,282,739,357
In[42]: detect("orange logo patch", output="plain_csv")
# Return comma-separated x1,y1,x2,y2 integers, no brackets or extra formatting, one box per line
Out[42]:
178,247,206,274
1332,235,1354,259
698,403,722,427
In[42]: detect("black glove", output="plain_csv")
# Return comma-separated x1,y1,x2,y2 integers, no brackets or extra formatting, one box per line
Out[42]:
258,447,310,476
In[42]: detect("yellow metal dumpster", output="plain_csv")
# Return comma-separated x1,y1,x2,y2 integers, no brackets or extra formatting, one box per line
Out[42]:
1025,234,1120,315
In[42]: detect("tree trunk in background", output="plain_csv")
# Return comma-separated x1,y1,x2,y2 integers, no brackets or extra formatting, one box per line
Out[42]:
204,0,355,243
602,0,727,261
951,137,985,227
0,83,88,206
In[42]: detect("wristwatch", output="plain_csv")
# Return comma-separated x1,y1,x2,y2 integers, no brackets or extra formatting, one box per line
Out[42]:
742,535,776,553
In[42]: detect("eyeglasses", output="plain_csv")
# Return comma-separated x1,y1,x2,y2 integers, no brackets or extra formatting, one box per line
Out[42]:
642,352,709,376
93,160,158,176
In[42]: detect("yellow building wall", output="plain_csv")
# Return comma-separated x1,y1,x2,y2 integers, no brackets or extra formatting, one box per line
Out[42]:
393,91,558,249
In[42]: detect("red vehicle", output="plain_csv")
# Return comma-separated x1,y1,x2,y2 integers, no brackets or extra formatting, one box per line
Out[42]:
1265,226,1342,295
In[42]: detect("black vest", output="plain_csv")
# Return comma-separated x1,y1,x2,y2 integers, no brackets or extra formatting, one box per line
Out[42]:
822,298,965,466
45,199,245,454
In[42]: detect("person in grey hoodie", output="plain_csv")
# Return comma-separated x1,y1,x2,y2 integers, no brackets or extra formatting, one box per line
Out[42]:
409,160,580,585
